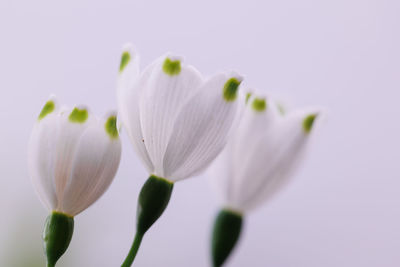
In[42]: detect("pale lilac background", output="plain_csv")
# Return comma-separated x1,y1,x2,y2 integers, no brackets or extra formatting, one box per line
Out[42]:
1,0,399,266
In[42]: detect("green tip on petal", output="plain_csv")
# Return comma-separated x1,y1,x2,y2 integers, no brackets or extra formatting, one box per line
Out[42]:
38,100,55,120
163,58,181,76
277,103,285,115
69,108,88,123
105,115,119,139
245,92,252,104
303,114,317,133
119,51,131,73
251,98,267,112
223,78,241,102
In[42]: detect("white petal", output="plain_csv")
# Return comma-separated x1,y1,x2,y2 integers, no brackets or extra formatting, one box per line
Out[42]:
211,97,319,212
139,55,203,176
117,43,139,90
28,97,60,210
53,106,95,210
241,113,316,211
117,45,154,173
209,96,275,210
163,72,244,181
61,113,122,216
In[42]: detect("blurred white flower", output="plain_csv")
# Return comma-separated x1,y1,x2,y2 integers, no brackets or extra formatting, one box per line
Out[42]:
210,94,320,213
117,44,244,182
28,96,122,217
209,94,321,267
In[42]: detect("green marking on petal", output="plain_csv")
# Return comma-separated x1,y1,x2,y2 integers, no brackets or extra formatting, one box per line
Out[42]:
252,98,267,112
38,100,55,120
119,51,131,73
162,58,181,76
277,103,285,115
223,78,241,102
105,115,119,139
245,92,252,104
69,108,88,123
303,114,317,133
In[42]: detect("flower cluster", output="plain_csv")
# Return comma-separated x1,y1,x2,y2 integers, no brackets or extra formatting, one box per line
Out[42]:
29,44,321,267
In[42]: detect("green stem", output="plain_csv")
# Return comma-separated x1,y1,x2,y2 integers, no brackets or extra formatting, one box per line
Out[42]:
121,232,144,267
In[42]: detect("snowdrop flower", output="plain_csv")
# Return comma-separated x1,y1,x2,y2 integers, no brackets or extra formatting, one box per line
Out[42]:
117,44,244,266
209,94,321,267
28,96,121,267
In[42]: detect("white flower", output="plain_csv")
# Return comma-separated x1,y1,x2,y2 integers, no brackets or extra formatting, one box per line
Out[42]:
117,44,244,181
209,94,320,213
28,96,122,216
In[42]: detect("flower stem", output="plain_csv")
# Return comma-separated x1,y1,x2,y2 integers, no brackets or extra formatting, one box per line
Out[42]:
121,232,144,267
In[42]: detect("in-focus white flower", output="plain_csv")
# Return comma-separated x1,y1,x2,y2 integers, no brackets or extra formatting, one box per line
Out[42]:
117,44,244,267
29,96,122,216
210,94,320,213
117,44,244,182
209,93,321,267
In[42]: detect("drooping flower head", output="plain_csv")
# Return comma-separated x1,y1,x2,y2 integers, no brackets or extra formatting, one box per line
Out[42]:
117,44,244,182
210,94,320,212
209,93,321,267
29,96,121,267
29,96,121,216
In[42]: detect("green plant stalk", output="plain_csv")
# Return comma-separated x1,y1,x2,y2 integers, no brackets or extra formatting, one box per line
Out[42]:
121,175,174,267
43,211,74,267
211,209,243,267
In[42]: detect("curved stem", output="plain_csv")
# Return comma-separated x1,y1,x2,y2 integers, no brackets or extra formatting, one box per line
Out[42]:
121,232,144,267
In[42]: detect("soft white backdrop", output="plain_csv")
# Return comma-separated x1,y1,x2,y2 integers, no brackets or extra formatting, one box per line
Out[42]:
1,0,399,266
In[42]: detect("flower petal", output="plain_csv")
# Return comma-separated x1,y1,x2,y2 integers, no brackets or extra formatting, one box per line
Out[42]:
162,72,244,181
117,44,155,173
139,55,203,176
28,97,60,210
61,113,122,216
223,99,319,211
118,43,140,89
53,106,95,210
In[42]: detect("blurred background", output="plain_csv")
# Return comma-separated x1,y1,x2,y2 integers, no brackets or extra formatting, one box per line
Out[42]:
1,0,399,266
